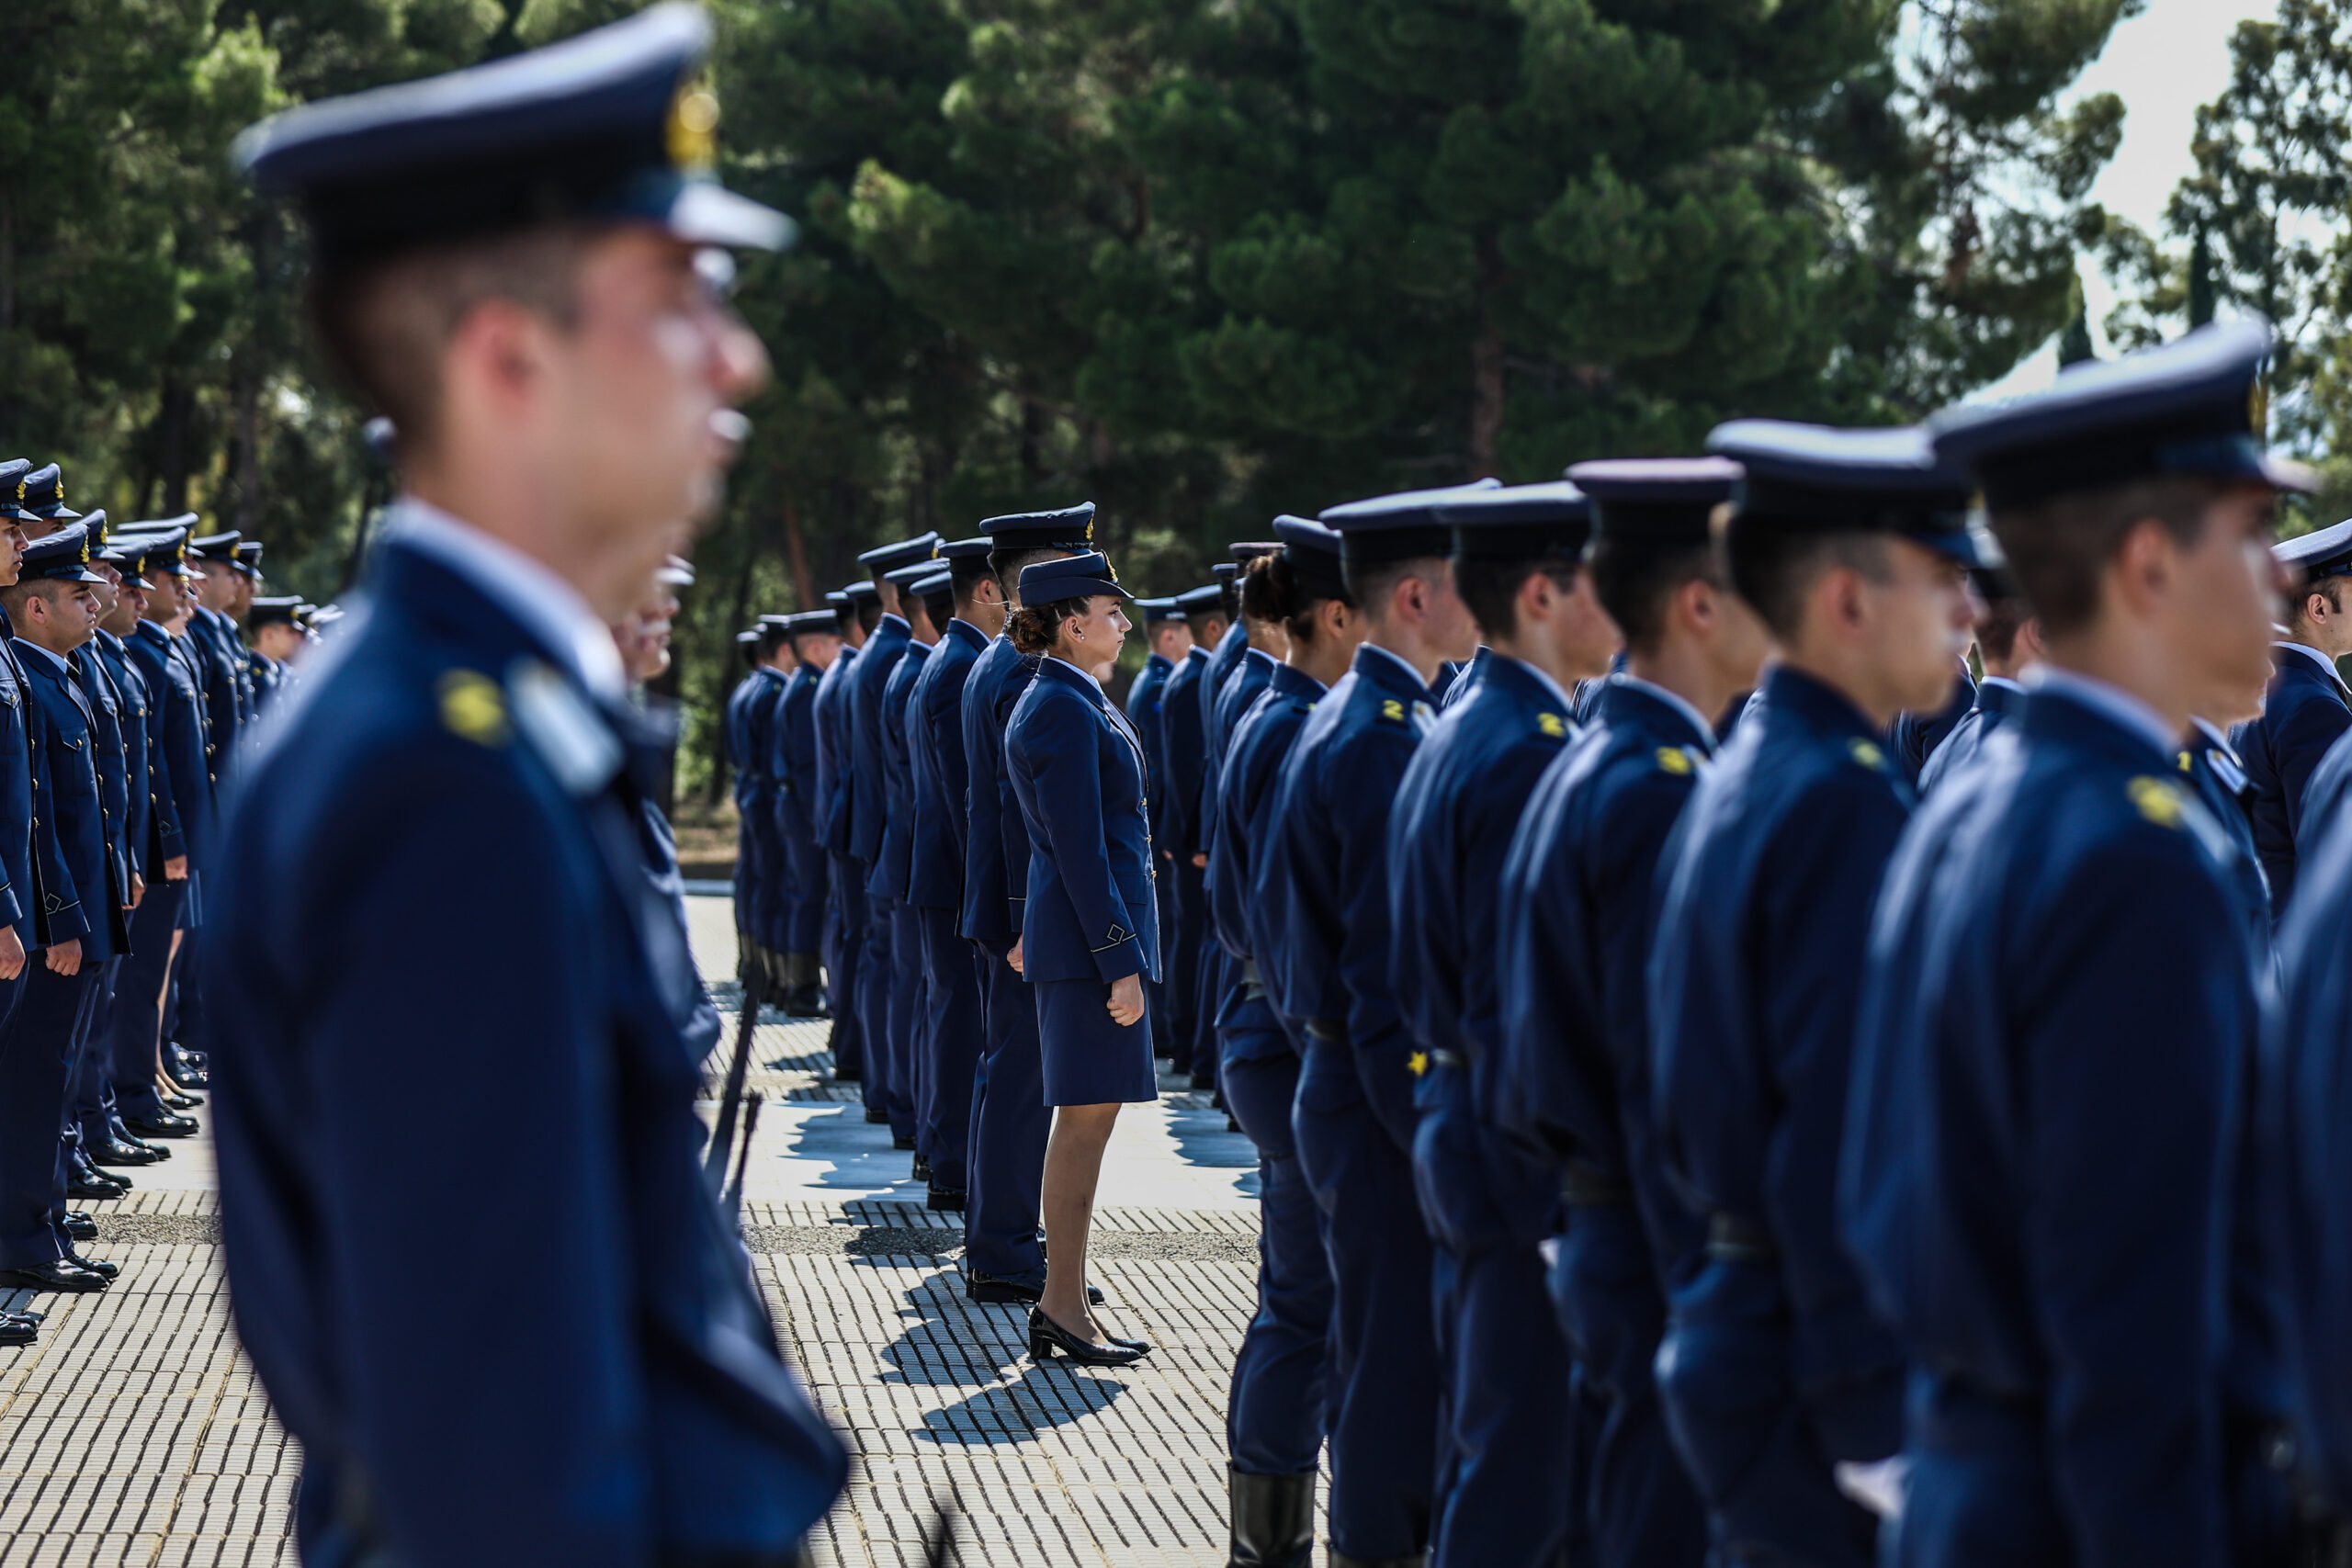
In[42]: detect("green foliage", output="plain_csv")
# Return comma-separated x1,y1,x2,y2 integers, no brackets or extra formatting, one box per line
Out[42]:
0,0,2136,787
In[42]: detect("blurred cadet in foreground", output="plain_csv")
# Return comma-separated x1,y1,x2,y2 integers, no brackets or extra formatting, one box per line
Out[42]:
210,8,846,1565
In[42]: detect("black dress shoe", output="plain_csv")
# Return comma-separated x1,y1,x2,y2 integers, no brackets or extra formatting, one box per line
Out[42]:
1190,1070,1215,1091
59,1213,96,1242
61,1249,117,1280
910,1152,930,1182
69,1168,128,1199
86,1136,161,1168
830,1064,862,1084
1027,1306,1148,1366
0,1316,34,1347
160,1088,204,1110
926,1185,967,1213
164,1061,208,1092
967,1276,1103,1306
0,1261,107,1292
123,1110,198,1139
892,1134,916,1151
864,1107,889,1125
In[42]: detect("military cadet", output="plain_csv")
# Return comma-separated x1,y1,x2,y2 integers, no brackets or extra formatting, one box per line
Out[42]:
737,616,794,993
245,597,308,711
724,626,768,979
1214,517,1361,1568
0,472,58,1331
13,464,79,542
1125,596,1189,1061
1197,544,1281,1104
1261,481,1487,1567
1384,481,1619,1567
1001,551,1158,1367
959,505,1090,1306
1157,581,1224,1081
85,535,181,1178
904,538,1001,1212
217,9,848,1557
867,557,944,1152
1915,565,2041,792
1847,320,2301,1568
844,535,939,1131
815,582,871,1086
188,530,258,745
0,523,129,1294
1491,458,1762,1568
1647,421,1984,1568
2233,519,2352,909
114,526,210,1126
773,611,839,1019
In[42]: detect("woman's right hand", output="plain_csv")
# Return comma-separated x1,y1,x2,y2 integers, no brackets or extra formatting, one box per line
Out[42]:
1007,938,1023,976
1107,973,1145,1027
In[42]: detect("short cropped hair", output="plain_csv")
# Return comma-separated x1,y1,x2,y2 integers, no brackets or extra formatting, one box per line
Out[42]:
308,224,599,448
1975,597,2030,662
1718,516,1893,643
1988,476,2223,639
1590,536,1717,657
1454,554,1580,643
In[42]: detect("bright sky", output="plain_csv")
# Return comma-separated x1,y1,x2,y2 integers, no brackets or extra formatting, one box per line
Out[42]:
1973,0,2276,400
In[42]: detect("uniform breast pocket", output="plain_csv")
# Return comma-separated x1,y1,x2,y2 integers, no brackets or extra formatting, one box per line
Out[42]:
58,735,84,752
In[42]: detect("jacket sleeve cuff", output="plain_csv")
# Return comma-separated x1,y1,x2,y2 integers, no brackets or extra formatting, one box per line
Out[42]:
1089,933,1144,985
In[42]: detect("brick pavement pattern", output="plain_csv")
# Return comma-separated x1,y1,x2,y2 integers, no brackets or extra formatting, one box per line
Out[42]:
0,927,1298,1565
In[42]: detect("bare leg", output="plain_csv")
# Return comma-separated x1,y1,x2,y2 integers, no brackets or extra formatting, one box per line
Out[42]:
1039,1101,1121,1340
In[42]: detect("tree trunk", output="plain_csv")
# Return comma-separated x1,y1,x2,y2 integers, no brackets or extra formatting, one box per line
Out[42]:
156,378,194,516
1469,316,1505,479
781,492,815,612
232,359,261,530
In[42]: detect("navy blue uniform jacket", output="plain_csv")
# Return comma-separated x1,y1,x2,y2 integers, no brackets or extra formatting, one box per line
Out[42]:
1196,622,1251,854
1916,674,2024,794
90,630,162,878
865,637,930,901
1263,644,1433,1151
128,622,209,871
1212,662,1320,1010
1125,649,1173,817
1158,646,1213,860
16,644,124,958
2233,646,2350,911
812,643,859,858
209,538,845,1566
1846,685,2252,1567
844,614,911,867
1497,677,1713,1274
1004,657,1159,984
1887,660,1975,786
958,634,1038,946
1648,663,1907,1457
907,620,988,913
772,663,821,875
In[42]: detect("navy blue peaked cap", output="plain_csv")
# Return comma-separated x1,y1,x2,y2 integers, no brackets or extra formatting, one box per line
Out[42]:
2280,518,2352,583
22,523,104,584
1433,480,1594,560
937,538,994,562
1273,514,1348,599
1929,319,2313,508
910,569,954,599
0,461,27,519
234,5,794,267
17,464,77,522
782,609,837,635
979,502,1096,551
114,524,198,581
1320,479,1502,565
1230,541,1279,561
1212,562,1239,582
882,560,939,588
1021,551,1131,604
1132,596,1185,624
1173,584,1225,614
1565,457,1739,546
248,596,303,628
1706,422,1996,566
190,530,242,562
858,533,940,572
840,581,879,604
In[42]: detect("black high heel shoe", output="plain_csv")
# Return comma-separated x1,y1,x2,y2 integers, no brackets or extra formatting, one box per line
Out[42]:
1027,1307,1150,1367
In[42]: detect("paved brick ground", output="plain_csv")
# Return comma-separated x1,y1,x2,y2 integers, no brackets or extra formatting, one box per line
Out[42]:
0,901,1289,1566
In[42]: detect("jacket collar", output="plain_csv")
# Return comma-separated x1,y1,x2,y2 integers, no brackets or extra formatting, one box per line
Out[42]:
945,618,989,654
1353,641,1434,705
1598,676,1715,754
1758,663,1880,747
1269,661,1324,703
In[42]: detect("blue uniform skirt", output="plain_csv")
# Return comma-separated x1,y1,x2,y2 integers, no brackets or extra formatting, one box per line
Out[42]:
1035,977,1159,1107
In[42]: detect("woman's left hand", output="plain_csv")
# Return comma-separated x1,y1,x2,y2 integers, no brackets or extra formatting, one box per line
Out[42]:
1107,973,1145,1027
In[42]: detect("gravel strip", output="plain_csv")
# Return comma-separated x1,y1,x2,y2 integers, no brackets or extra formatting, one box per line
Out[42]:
89,1213,223,1247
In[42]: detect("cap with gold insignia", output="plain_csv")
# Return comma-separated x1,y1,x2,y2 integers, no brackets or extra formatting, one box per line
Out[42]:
190,530,243,565
1706,422,1995,567
17,464,78,523
0,460,30,520
248,596,305,629
232,4,794,266
1133,597,1185,625
20,523,106,584
1929,318,2312,508
235,539,266,577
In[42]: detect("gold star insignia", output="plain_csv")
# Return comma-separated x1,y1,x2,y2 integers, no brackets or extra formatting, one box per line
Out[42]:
1408,1051,1429,1077
1656,747,1693,775
2128,775,2186,829
437,670,509,747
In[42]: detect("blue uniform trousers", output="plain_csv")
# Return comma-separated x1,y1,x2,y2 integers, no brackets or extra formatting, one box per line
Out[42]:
106,881,181,1122
1657,1258,1878,1568
856,882,898,1122
884,899,923,1141
915,908,983,1193
1554,1202,1709,1568
1219,1014,1330,1478
1409,1062,1574,1566
963,942,1047,1287
1193,947,1231,1093
0,964,89,1268
785,832,827,956
826,852,867,1081
1293,1033,1438,1561
1167,860,1207,1073
67,956,123,1158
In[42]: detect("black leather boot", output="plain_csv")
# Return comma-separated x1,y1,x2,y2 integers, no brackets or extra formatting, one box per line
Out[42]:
1323,1551,1426,1568
1228,1467,1317,1568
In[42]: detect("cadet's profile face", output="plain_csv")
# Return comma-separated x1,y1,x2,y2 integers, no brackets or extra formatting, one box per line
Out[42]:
1150,621,1193,660
1416,558,1482,663
548,228,768,604
90,562,119,615
795,632,842,671
2177,485,2291,708
1058,595,1129,667
0,525,24,589
106,581,145,634
1866,539,1978,714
